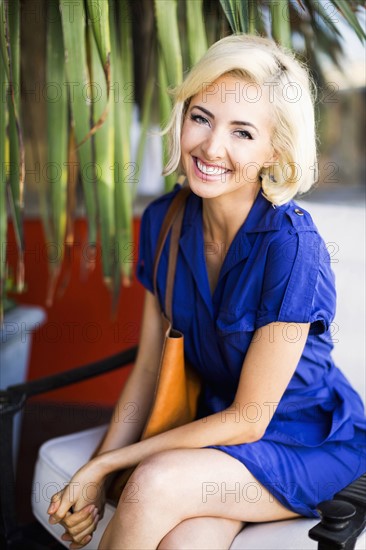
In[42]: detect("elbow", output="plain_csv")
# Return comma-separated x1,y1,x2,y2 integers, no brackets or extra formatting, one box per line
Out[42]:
225,422,266,445
230,429,264,445
250,424,266,442
217,405,267,445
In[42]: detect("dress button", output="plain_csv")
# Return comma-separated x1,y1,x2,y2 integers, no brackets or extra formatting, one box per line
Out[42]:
294,208,304,216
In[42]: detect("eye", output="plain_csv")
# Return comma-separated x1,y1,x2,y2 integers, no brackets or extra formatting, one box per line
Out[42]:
190,113,209,125
234,130,253,140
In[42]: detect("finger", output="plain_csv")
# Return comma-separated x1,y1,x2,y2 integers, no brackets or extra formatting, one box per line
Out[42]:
65,509,97,537
63,505,95,531
69,534,92,549
61,531,73,542
68,512,99,543
47,491,62,514
60,511,73,541
49,491,74,524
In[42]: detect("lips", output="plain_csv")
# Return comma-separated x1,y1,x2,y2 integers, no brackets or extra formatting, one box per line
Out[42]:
194,157,231,176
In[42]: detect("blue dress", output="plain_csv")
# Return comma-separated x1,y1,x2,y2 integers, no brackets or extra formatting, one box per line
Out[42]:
136,183,366,518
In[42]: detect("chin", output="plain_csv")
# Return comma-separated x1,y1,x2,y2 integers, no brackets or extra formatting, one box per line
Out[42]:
185,168,229,196
186,178,226,199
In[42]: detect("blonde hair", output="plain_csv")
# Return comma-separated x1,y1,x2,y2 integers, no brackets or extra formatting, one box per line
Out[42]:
161,34,318,205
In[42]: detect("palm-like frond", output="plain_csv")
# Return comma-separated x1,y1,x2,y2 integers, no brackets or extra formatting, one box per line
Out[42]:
0,0,24,320
0,0,7,321
1,0,364,316
43,0,68,305
60,0,97,252
111,0,134,299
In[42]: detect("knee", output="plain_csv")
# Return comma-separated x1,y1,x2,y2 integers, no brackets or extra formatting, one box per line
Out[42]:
157,531,184,550
122,451,178,508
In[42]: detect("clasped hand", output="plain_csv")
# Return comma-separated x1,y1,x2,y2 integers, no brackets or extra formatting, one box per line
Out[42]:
47,461,106,549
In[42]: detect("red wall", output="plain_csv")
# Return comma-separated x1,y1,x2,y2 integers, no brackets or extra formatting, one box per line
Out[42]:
6,218,144,406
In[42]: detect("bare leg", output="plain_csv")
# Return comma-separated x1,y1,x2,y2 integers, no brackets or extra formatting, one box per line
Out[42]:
98,449,301,550
157,516,245,550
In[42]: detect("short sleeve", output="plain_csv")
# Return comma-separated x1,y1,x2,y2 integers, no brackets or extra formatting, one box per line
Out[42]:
255,230,336,336
136,206,155,294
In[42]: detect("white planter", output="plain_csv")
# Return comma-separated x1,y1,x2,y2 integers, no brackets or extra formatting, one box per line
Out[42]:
0,305,46,472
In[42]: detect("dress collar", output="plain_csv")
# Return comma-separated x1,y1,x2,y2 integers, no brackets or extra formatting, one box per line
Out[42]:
178,187,287,311
181,186,286,234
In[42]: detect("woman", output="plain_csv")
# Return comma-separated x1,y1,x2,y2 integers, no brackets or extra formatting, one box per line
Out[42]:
47,34,366,550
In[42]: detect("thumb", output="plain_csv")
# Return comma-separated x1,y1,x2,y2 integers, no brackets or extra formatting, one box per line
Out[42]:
47,492,62,515
48,490,73,524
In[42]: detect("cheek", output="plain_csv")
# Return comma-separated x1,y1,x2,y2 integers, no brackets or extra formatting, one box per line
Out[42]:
180,131,188,151
180,125,194,170
234,141,272,164
181,121,207,153
180,122,192,154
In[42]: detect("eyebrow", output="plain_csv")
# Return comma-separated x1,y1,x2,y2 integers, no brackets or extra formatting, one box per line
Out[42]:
190,105,260,134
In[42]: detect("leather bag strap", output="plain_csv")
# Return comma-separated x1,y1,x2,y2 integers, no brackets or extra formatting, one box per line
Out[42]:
165,203,185,322
152,183,191,322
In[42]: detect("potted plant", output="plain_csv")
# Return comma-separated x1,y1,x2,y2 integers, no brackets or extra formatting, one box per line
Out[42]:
2,0,364,316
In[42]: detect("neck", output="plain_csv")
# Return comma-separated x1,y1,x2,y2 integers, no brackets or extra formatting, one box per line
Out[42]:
202,182,261,246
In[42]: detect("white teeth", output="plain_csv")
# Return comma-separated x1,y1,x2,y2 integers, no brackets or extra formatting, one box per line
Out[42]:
196,158,228,175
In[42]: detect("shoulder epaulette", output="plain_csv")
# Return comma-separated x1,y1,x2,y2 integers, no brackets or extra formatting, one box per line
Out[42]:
284,204,318,234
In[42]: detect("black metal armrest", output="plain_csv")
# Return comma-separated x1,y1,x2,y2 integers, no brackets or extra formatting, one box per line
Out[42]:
4,345,138,399
308,473,366,549
0,345,138,548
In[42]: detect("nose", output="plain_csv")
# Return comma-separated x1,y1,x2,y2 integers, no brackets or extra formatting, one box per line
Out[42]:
200,128,226,161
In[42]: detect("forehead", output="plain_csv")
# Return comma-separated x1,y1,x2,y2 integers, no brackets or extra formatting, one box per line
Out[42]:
190,74,274,126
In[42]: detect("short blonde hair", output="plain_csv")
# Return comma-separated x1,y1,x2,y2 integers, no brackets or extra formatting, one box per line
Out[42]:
161,34,318,205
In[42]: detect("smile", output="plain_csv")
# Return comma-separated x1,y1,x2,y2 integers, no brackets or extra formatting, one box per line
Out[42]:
194,157,231,176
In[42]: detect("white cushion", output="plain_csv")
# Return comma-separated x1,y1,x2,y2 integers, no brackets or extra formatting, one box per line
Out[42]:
32,426,112,549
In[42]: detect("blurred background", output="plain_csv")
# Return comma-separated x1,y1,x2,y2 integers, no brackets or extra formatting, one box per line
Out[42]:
0,0,365,526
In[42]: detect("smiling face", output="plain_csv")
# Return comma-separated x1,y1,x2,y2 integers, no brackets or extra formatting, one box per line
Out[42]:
180,74,278,200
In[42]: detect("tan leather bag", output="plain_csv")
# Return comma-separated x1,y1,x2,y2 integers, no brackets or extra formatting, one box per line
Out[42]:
106,184,201,503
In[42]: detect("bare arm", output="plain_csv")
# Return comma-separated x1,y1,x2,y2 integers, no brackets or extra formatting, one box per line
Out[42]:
47,290,164,548
94,290,164,454
50,320,310,524
97,321,310,469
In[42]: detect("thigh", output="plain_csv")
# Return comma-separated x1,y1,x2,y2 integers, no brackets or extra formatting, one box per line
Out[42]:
158,516,245,550
130,448,302,523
